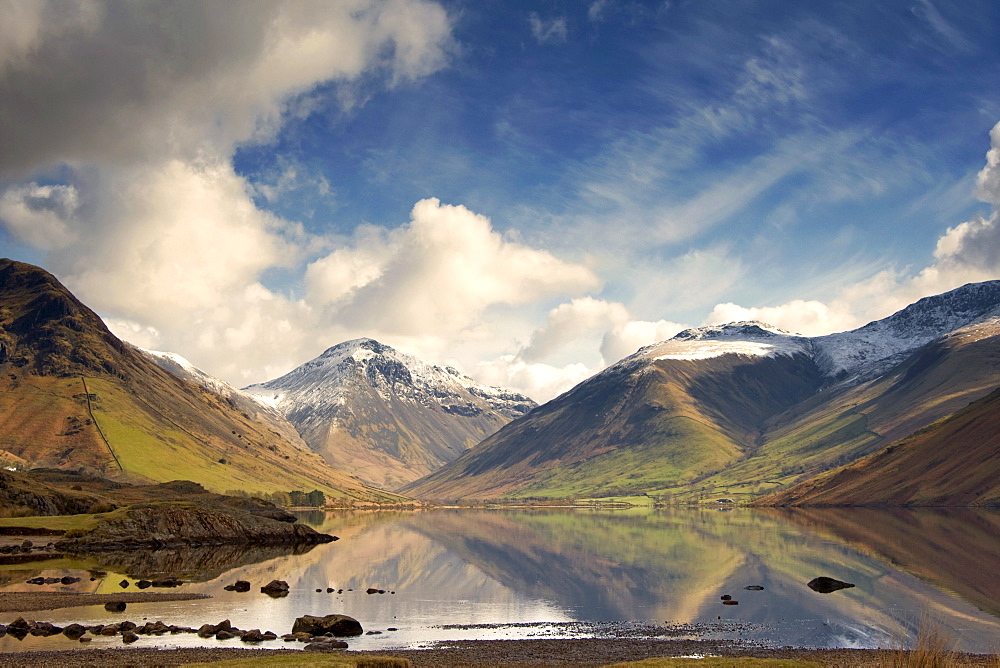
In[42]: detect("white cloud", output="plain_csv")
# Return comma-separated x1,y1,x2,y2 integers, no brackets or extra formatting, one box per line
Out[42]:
474,355,595,404
519,297,629,363
704,300,858,336
529,13,568,45
599,318,686,363
975,120,1000,205
464,297,687,401
0,183,78,249
587,1,609,22
307,198,602,337
0,0,454,177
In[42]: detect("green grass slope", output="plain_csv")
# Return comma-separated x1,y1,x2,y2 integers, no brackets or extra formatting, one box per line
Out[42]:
659,326,1000,502
759,386,1000,506
404,352,823,501
0,258,403,503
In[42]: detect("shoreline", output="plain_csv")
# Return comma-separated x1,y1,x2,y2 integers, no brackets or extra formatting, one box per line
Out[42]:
2,641,1000,667
0,591,210,613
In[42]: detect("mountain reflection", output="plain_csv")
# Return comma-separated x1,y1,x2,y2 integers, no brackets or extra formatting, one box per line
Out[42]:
70,542,322,581
298,507,1000,651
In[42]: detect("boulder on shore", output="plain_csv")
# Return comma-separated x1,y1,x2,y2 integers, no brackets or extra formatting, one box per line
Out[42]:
291,614,363,637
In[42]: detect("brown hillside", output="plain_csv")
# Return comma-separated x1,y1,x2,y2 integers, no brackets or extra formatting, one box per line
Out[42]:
0,258,402,502
760,386,1000,506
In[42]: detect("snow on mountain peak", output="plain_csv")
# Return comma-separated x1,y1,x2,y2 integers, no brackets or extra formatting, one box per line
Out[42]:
640,321,811,361
624,281,1000,382
813,280,1000,380
243,338,535,420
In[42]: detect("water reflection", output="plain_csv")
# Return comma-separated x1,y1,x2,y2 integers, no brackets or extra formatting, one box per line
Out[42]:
0,507,998,654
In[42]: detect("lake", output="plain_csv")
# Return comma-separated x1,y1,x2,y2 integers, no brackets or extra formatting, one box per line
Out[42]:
2,507,999,654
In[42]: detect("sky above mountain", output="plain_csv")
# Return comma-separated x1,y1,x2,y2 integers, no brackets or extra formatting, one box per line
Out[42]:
1,0,999,401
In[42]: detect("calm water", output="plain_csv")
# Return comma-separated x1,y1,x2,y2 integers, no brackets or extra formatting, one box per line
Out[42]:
1,507,999,653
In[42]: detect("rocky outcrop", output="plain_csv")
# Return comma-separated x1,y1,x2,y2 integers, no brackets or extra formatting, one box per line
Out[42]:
0,469,104,516
54,502,335,552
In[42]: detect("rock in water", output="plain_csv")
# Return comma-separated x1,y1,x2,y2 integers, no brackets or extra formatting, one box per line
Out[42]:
261,580,289,597
807,576,856,593
291,614,363,637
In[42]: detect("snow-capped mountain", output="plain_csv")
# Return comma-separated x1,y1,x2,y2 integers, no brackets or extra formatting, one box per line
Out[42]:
243,338,536,490
624,281,1000,383
812,280,1000,381
405,281,1000,501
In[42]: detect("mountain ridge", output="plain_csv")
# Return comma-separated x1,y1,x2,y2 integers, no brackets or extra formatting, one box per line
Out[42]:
243,337,537,490
404,280,1000,502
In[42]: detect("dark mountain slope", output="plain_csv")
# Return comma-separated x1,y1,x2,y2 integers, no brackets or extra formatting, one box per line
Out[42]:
760,385,1000,506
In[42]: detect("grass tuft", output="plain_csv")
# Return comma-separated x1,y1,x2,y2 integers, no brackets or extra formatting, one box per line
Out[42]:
885,616,957,668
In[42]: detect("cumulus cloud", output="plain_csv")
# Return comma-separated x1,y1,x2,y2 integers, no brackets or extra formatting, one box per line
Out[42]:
466,297,687,402
519,297,629,363
474,355,594,404
599,318,687,364
306,198,601,337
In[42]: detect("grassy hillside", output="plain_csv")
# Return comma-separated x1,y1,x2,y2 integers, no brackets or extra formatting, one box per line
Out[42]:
759,387,1000,507
0,258,404,503
689,327,1000,502
404,353,823,501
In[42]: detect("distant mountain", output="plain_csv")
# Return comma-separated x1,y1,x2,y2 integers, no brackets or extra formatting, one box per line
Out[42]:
760,386,1000,506
0,258,401,503
404,282,1000,502
243,338,536,490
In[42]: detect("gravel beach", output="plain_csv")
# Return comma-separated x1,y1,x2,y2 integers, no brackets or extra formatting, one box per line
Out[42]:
2,592,999,666
3,642,1000,667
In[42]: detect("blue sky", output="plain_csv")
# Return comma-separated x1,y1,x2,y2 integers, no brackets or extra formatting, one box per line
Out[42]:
1,0,999,400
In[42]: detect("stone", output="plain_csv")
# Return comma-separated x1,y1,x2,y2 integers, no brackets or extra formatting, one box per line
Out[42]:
119,579,130,588
62,623,87,640
60,576,80,584
304,639,349,651
151,577,182,588
240,629,266,642
261,579,289,597
122,630,139,644
216,630,238,640
720,594,732,601
807,576,856,594
136,580,152,589
722,600,739,605
745,585,765,590
104,601,127,612
291,614,363,637
224,579,251,592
